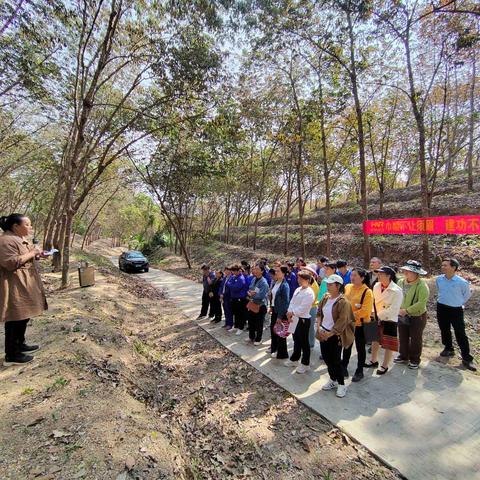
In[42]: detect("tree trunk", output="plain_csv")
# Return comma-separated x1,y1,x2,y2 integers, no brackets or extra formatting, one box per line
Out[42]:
318,71,332,257
404,28,430,270
467,53,476,192
346,10,369,266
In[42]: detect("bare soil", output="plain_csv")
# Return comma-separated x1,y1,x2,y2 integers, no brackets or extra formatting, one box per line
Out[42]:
0,255,402,480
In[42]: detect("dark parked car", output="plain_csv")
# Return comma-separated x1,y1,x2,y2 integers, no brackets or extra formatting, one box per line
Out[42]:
119,251,149,273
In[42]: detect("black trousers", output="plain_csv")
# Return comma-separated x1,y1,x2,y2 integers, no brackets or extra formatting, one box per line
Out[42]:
320,335,344,385
437,303,473,362
248,305,267,342
210,295,222,322
231,298,247,330
290,318,311,366
270,308,288,359
200,291,213,317
5,319,29,358
341,326,366,374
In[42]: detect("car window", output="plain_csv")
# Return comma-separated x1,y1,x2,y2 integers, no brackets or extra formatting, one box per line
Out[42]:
127,252,144,258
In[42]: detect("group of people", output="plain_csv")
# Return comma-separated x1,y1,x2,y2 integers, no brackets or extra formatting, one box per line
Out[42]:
198,255,476,398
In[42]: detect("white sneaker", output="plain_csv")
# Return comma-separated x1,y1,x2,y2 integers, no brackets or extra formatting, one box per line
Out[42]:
244,337,253,343
253,341,261,346
295,364,310,374
284,359,299,367
321,379,338,391
336,384,347,398
228,328,237,333
235,329,243,336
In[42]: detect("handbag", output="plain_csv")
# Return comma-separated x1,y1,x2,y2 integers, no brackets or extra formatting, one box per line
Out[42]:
361,289,379,343
379,320,399,352
246,301,260,313
273,319,290,338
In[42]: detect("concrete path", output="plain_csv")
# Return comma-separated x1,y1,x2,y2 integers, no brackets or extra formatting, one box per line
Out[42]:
113,260,480,480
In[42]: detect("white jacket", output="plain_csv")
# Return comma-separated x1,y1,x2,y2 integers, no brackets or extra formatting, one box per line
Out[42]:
288,286,315,321
373,281,403,322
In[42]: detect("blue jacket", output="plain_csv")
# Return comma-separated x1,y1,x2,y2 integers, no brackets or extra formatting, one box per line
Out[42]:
242,273,254,297
249,276,269,306
262,269,272,285
286,272,299,300
273,280,290,319
230,274,246,299
220,275,232,300
336,269,352,285
202,271,216,292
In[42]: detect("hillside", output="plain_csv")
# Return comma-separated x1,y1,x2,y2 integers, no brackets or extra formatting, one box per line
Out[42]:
215,172,480,273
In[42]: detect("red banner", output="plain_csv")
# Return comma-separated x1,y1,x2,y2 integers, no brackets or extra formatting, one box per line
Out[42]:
363,215,480,235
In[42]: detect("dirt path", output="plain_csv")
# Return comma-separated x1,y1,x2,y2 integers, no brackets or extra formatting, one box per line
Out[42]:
0,258,400,480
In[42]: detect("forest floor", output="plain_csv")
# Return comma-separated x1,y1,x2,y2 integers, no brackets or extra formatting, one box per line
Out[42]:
0,250,402,480
151,242,480,367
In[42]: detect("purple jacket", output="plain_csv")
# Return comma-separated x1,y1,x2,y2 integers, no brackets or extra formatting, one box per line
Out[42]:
286,272,299,300
230,274,246,299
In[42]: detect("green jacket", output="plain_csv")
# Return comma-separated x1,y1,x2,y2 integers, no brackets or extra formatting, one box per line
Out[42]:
398,278,430,316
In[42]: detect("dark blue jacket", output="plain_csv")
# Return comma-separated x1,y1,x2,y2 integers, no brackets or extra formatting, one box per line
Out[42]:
230,274,246,299
242,273,254,297
202,271,216,292
286,272,299,300
220,275,232,300
273,280,290,319
262,269,272,285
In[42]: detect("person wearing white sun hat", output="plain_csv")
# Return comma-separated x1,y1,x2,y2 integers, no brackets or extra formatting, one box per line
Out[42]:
316,274,355,398
395,260,430,369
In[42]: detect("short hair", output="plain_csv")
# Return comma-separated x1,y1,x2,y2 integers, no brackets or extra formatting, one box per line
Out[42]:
370,257,382,264
230,264,240,271
319,256,329,263
280,266,288,275
268,268,276,275
443,258,460,270
241,260,249,267
326,262,337,270
201,264,210,270
287,261,295,268
336,259,347,268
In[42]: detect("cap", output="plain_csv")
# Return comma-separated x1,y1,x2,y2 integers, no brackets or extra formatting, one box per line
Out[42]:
325,274,344,285
374,266,397,276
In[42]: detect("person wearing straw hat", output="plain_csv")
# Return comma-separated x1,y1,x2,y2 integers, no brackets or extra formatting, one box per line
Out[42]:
395,260,430,369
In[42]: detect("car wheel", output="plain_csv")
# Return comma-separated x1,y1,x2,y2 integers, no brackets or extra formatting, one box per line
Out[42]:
144,267,149,273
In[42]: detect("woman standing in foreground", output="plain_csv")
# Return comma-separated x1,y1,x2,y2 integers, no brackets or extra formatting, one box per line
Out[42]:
317,275,355,398
0,214,47,366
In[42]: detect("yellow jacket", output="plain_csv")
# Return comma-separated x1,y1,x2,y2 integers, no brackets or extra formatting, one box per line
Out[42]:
344,284,374,327
311,280,320,308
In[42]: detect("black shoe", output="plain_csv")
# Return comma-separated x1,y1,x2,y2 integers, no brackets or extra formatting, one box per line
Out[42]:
364,361,378,368
376,366,389,375
462,360,477,372
393,356,407,364
342,366,349,379
4,354,34,366
440,348,455,357
20,344,40,354
352,371,364,382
